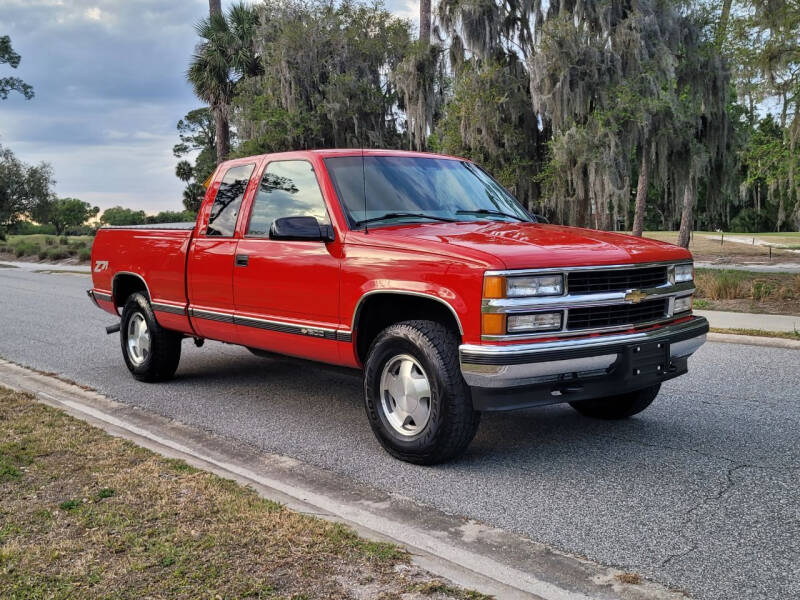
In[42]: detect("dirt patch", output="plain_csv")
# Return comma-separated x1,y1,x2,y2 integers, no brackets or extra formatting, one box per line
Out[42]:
0,388,486,599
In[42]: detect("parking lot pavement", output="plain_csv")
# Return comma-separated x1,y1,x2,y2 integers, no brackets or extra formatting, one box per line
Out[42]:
1,267,798,600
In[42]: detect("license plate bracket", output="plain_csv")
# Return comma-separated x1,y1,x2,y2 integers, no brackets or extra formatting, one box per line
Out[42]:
628,341,669,377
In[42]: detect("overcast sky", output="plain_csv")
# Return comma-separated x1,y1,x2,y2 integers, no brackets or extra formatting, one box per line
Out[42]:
0,0,419,214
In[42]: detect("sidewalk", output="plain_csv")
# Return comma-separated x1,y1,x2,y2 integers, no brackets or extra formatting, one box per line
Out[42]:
695,309,800,332
0,260,89,273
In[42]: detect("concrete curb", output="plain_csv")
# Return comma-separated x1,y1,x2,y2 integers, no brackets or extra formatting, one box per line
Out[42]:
0,358,689,600
707,332,800,349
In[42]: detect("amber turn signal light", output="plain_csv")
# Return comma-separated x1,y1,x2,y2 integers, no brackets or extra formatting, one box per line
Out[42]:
483,276,505,299
481,313,506,336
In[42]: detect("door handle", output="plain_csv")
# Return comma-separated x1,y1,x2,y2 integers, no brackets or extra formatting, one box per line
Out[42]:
235,254,249,267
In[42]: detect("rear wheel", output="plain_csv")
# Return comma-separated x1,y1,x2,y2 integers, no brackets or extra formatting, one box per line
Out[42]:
363,320,480,465
120,292,182,382
569,384,661,419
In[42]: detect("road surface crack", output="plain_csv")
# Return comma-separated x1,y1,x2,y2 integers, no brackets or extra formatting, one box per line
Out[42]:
659,542,699,568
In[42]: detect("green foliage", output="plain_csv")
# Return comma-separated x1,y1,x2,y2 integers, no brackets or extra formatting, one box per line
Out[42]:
172,108,217,210
232,0,412,154
0,35,34,100
99,206,146,226
182,182,206,213
188,2,261,162
146,210,196,224
173,107,216,160
0,144,54,235
431,56,541,209
32,198,99,236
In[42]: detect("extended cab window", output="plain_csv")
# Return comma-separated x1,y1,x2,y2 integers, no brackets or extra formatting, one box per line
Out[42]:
246,160,330,236
207,163,255,237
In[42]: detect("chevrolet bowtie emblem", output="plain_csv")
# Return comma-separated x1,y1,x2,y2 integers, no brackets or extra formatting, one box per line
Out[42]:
624,289,648,304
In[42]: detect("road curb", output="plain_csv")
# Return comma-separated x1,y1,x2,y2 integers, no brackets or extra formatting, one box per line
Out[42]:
707,332,800,349
0,358,690,600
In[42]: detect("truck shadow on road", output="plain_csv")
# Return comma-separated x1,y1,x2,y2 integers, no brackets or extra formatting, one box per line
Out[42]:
161,346,698,467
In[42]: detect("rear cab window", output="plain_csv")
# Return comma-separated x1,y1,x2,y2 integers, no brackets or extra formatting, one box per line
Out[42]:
206,163,255,237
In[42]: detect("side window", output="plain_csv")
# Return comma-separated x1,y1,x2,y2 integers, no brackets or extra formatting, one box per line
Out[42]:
246,160,330,236
206,163,255,237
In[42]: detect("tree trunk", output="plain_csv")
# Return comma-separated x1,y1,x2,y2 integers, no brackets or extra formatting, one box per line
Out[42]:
715,0,733,48
632,142,649,236
677,181,694,249
213,104,230,164
209,0,221,16
419,0,432,45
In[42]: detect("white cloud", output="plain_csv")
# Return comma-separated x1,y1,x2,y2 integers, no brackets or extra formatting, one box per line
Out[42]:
0,0,423,213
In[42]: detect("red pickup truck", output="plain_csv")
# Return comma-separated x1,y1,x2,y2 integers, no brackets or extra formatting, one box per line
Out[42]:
89,150,708,463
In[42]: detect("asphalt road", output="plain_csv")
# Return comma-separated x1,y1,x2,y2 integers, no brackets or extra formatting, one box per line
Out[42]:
1,264,798,600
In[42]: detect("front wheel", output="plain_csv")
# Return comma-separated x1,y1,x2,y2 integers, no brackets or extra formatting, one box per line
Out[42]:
569,383,661,419
363,320,480,465
120,292,182,382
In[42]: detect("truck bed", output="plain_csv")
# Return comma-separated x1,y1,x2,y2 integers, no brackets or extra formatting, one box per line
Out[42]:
90,225,196,335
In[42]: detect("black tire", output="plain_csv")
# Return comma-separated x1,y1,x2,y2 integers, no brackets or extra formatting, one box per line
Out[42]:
363,320,480,465
120,292,182,382
569,383,661,419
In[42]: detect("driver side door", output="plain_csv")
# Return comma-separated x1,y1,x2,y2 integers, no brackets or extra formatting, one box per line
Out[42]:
233,159,343,364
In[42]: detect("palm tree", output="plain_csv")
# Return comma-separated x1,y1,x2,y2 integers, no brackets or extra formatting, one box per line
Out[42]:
183,182,206,213
175,160,194,183
188,2,260,164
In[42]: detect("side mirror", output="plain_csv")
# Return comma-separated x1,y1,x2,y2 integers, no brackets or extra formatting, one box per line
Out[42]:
270,216,334,242
530,213,550,224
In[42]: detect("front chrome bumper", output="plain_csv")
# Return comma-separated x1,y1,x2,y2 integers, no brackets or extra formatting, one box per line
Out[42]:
460,316,708,389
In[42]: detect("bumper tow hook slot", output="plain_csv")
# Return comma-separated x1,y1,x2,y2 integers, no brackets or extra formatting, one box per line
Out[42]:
106,323,121,335
552,384,584,396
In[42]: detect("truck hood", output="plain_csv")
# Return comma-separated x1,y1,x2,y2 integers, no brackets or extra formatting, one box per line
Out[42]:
360,221,690,269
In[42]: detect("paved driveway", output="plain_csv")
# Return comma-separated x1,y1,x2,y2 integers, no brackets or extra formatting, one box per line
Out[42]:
1,265,797,600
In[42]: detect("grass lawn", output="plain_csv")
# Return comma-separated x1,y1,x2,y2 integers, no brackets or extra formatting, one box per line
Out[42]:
0,388,487,600
643,231,800,263
0,234,93,263
709,327,800,340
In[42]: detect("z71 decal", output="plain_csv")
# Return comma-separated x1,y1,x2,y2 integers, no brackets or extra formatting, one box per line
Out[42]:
94,260,109,273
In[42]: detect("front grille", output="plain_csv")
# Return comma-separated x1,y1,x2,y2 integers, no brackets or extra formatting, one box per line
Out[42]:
567,266,668,294
567,299,668,330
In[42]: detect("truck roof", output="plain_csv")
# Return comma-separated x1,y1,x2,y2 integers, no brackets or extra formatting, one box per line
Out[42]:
219,148,465,168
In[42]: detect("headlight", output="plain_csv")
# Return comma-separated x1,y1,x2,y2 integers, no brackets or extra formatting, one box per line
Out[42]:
674,295,693,313
674,263,693,283
507,312,562,333
506,274,564,297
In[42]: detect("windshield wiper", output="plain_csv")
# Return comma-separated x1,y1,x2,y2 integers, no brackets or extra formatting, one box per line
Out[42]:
456,209,528,222
355,212,458,226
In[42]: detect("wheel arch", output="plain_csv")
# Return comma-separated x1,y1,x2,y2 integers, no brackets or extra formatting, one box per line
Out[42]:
112,272,151,312
352,291,464,364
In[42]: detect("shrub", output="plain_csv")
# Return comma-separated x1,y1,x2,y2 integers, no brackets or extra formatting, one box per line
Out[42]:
751,280,777,301
694,270,745,300
38,250,48,260
47,249,68,261
78,248,91,261
45,237,56,246
69,240,87,249
59,236,69,245
15,247,25,257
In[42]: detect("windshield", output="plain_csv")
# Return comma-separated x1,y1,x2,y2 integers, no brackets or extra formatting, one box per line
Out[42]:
324,156,532,228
